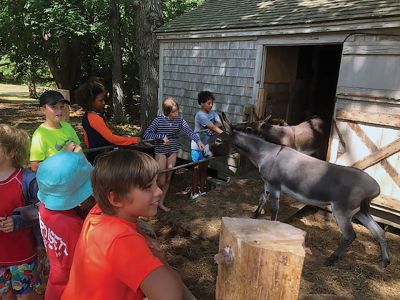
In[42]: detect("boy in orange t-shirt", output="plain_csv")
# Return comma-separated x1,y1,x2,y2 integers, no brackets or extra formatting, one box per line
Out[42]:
62,149,183,300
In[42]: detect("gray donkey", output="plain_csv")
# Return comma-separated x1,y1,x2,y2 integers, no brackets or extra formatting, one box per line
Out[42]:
209,113,390,267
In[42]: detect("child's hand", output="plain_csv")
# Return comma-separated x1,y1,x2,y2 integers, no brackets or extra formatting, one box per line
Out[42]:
163,136,170,145
0,216,14,233
65,142,82,153
197,141,205,151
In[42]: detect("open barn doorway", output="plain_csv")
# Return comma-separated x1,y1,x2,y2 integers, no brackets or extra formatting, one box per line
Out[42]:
258,44,343,159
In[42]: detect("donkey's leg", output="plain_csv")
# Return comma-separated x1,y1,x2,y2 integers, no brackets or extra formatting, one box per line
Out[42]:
253,183,269,219
268,189,281,221
354,211,390,267
325,210,356,266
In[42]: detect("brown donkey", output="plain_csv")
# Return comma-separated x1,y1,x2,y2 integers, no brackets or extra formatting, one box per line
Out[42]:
234,114,324,157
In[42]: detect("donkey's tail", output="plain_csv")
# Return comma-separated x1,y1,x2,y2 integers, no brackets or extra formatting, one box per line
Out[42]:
360,197,372,214
360,185,380,214
360,176,380,214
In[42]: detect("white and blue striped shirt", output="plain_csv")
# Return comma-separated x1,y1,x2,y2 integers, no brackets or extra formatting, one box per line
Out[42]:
143,114,200,155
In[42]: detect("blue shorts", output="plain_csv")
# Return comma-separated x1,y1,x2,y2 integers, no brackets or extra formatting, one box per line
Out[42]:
0,260,41,295
191,149,205,162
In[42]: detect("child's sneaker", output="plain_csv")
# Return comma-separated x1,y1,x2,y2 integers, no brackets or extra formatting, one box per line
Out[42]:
190,193,201,200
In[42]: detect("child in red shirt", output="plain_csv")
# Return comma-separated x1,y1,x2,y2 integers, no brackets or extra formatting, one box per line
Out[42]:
0,124,41,299
75,79,141,164
62,149,183,300
36,151,94,300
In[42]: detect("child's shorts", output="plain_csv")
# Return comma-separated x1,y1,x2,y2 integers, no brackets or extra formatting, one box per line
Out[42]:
0,260,41,295
191,149,206,162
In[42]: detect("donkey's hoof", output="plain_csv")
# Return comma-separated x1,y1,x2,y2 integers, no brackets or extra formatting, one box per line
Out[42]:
324,255,337,266
381,258,390,268
252,212,260,219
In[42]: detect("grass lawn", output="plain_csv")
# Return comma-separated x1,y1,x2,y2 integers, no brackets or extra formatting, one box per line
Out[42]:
0,83,36,101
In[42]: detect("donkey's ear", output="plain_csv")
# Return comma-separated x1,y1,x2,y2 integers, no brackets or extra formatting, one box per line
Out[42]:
221,112,233,135
219,113,226,131
264,113,272,123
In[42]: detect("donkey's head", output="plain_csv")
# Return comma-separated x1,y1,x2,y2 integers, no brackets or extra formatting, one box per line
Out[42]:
208,113,234,157
256,114,273,132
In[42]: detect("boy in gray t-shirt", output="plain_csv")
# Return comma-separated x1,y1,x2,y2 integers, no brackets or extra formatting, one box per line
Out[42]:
190,91,222,200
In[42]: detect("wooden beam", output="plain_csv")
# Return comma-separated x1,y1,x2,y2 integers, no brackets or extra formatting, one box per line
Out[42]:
333,120,347,150
336,109,400,128
352,139,400,171
256,87,265,119
348,123,400,187
372,194,400,212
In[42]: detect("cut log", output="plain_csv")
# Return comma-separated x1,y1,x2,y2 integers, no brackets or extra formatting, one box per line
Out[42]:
215,217,306,300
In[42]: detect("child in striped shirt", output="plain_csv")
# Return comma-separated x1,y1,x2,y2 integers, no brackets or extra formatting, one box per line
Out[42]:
143,97,204,212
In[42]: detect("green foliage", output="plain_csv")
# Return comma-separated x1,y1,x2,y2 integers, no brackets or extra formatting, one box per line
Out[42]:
163,0,205,22
0,0,204,116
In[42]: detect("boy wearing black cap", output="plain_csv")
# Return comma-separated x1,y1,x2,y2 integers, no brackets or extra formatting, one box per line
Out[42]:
30,90,82,171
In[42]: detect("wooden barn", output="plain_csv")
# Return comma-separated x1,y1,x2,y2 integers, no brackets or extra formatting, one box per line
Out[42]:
155,0,400,225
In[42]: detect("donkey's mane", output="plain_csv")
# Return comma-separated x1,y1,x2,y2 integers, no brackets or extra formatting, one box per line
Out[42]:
233,128,265,142
232,128,283,149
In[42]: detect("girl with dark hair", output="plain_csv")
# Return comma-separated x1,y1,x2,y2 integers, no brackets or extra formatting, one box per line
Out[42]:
75,79,140,164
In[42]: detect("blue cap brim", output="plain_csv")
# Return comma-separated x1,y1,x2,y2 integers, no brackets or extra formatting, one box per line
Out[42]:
38,177,93,211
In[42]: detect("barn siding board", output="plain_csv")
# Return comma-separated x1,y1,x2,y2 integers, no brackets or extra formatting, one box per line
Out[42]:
163,74,254,87
164,57,256,68
163,48,256,59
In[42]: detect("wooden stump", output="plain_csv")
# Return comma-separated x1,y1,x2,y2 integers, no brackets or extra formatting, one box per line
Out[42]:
215,217,306,300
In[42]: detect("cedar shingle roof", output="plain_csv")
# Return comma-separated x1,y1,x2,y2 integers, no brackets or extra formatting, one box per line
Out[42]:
157,0,400,33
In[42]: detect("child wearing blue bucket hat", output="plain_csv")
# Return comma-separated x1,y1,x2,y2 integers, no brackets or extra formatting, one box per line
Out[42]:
36,151,93,300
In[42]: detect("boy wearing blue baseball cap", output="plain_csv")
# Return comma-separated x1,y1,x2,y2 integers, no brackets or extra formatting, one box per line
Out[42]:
30,90,82,172
36,151,93,300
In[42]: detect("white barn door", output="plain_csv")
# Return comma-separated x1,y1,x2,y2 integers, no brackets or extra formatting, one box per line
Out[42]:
328,33,400,216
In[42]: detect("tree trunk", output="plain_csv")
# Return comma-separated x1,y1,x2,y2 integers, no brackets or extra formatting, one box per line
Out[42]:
47,37,81,103
215,217,306,300
109,0,125,123
27,71,38,99
134,0,163,130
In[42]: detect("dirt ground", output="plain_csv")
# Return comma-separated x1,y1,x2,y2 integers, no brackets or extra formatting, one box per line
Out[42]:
1,91,400,300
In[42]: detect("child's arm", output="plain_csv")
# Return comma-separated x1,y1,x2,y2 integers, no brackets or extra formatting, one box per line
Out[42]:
12,169,39,230
87,113,140,146
142,116,165,141
141,266,183,300
198,112,223,135
29,161,41,172
205,121,223,134
11,203,39,229
110,234,183,300
181,118,204,151
29,130,45,172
